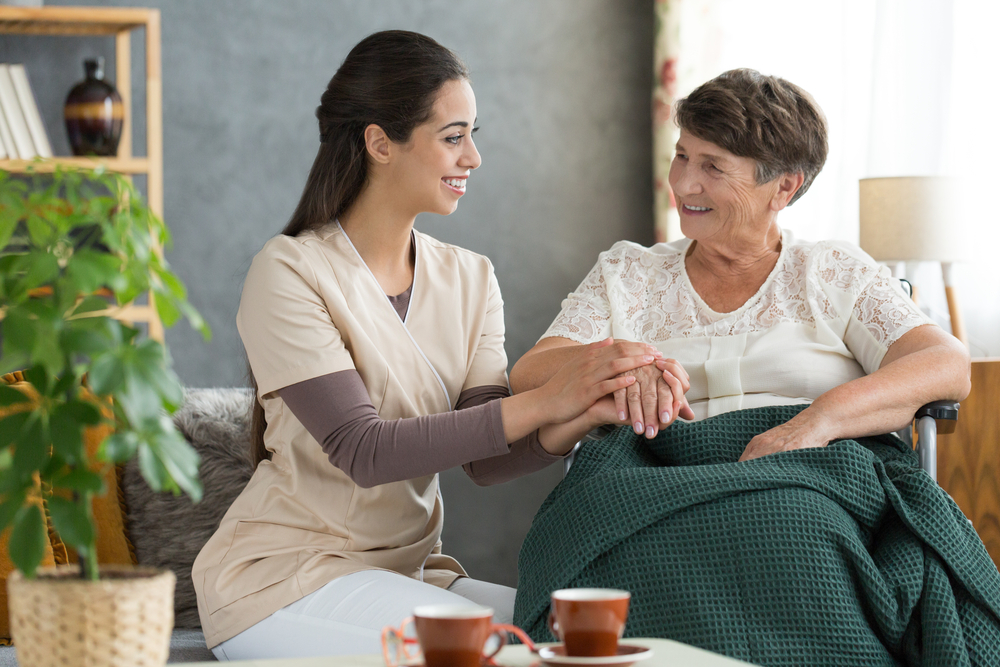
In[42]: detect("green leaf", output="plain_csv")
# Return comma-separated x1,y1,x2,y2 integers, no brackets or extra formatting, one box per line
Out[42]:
0,385,30,407
71,295,113,315
87,352,124,396
19,251,59,290
63,399,103,425
51,371,77,398
100,432,138,463
156,268,187,300
0,489,26,533
23,366,49,396
116,361,163,427
151,420,201,502
137,441,171,492
49,405,84,465
10,505,47,577
24,215,51,248
134,340,184,410
47,495,95,553
65,250,122,295
31,328,64,379
0,212,18,253
154,291,182,328
52,469,104,495
2,309,35,356
0,411,30,449
12,414,49,479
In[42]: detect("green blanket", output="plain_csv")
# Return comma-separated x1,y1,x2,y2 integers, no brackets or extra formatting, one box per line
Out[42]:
513,406,1000,666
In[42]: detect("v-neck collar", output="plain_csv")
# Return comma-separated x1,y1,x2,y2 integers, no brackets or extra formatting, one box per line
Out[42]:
335,221,418,326
679,229,789,322
334,221,452,408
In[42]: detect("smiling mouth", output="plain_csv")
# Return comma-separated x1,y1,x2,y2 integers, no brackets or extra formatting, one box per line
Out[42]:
682,204,711,213
443,177,467,193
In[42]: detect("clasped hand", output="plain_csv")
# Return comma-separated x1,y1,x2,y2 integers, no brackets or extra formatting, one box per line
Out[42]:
536,338,693,438
615,357,694,438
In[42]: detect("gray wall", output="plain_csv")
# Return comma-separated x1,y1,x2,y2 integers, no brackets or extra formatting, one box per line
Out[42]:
2,0,654,587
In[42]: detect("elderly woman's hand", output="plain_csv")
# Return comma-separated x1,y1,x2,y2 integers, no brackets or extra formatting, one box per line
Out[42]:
738,408,833,461
614,357,694,438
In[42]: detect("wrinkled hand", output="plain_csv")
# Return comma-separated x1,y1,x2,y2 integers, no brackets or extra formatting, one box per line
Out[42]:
738,410,832,461
614,357,694,438
540,338,661,425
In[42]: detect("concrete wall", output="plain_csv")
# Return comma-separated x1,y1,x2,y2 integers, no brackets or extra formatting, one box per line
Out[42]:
2,0,655,587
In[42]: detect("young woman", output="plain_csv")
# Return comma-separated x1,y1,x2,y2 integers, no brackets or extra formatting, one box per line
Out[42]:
191,31,657,660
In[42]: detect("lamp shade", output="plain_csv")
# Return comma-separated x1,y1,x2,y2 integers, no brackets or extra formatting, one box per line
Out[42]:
859,176,968,262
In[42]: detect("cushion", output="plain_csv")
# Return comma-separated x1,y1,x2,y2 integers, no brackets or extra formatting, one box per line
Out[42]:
122,388,255,628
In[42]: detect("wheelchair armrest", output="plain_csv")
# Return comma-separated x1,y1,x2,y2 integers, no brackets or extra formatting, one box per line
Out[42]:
915,400,960,435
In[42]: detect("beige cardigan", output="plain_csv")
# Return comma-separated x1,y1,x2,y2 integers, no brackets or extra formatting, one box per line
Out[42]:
192,223,509,647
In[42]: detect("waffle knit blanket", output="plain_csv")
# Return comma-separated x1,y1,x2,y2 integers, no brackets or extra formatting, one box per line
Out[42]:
513,405,1000,666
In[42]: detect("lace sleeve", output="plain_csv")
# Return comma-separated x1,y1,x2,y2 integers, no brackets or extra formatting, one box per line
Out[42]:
854,269,935,349
540,258,613,344
816,243,935,373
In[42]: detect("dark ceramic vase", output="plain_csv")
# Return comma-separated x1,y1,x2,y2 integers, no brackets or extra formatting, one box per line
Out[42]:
64,57,124,157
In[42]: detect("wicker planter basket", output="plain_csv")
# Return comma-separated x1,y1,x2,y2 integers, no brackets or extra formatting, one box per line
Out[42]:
7,565,175,667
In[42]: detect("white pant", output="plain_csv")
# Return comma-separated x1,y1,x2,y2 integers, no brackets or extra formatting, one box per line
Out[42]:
212,571,516,661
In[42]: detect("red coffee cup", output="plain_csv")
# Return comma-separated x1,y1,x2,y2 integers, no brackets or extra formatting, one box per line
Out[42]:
382,604,523,667
548,588,631,657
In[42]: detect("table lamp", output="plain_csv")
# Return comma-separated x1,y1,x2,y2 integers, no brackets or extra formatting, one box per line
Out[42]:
859,176,969,347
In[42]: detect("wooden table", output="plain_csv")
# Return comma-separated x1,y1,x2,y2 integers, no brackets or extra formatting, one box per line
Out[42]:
938,357,1000,568
180,638,758,666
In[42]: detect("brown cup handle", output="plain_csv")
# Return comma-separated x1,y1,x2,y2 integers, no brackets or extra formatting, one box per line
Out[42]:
547,610,561,641
490,623,538,654
482,628,507,664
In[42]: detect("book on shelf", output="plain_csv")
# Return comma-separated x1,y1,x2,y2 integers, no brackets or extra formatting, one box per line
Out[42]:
9,64,52,159
0,64,37,159
0,95,16,160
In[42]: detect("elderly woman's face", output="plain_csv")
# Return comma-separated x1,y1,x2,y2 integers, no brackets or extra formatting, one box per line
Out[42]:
668,130,780,243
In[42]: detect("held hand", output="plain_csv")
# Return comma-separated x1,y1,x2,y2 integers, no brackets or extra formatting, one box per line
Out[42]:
613,357,693,438
738,409,833,461
539,338,662,425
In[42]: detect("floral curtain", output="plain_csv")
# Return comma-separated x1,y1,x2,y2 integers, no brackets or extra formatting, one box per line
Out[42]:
652,0,680,244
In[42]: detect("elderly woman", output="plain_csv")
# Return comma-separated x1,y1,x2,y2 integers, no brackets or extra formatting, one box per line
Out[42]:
511,68,969,460
509,70,1000,665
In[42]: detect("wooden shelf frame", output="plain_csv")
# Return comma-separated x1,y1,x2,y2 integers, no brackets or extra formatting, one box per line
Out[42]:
0,6,164,341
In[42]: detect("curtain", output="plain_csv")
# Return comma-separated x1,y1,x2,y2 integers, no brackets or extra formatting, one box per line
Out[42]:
652,0,680,244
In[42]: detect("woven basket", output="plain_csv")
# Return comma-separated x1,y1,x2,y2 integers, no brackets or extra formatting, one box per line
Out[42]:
7,564,175,667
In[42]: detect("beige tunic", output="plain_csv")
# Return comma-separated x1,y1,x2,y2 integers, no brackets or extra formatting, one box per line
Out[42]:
192,223,509,647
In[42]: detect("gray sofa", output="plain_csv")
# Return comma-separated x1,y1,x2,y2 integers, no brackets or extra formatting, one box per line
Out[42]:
1,388,256,666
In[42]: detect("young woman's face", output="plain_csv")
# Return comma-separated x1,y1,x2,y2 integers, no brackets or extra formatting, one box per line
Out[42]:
391,78,481,216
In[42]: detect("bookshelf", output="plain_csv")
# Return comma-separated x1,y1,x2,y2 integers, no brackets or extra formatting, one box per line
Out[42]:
0,6,164,341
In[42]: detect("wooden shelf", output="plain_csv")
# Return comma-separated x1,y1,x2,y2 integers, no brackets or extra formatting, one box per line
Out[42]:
0,5,164,343
0,156,150,174
0,6,155,35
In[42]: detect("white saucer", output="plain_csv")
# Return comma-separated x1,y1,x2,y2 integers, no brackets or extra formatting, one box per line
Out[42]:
536,643,653,667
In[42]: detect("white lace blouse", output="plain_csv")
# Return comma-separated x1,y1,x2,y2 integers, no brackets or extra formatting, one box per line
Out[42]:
542,229,935,420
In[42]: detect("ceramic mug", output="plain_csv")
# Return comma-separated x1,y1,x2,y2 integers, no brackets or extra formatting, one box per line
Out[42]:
548,588,631,657
382,604,526,667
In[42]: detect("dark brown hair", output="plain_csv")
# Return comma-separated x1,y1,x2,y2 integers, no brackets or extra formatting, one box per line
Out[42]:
249,31,469,467
674,68,827,205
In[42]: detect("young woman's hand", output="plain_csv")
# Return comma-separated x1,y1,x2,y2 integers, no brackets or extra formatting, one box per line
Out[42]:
537,338,661,425
613,357,693,438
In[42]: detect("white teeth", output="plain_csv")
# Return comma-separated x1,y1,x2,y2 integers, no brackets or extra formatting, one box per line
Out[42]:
444,178,466,189
684,204,710,211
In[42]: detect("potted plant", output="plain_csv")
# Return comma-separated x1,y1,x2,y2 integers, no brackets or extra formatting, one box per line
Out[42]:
0,166,210,667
